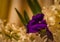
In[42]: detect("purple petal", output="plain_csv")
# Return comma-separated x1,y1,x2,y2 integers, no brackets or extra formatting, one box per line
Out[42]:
28,20,37,26
40,20,47,25
32,14,44,21
27,23,47,33
31,24,47,29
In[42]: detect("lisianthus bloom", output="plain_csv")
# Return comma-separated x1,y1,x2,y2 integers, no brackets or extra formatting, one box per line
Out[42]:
27,14,53,41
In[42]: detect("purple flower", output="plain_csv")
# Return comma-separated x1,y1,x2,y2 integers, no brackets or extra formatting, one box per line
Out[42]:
27,14,54,41
27,14,47,33
27,20,47,33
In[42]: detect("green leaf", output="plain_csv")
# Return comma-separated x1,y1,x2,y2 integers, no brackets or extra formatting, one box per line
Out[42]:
15,8,27,26
33,0,42,14
27,0,42,15
39,29,46,38
24,10,30,24
27,0,37,14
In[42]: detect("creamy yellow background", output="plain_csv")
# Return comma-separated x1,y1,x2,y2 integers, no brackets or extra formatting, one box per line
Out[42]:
0,0,11,19
0,0,54,26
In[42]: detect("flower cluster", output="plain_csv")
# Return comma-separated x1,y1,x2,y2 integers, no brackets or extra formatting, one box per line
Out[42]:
0,19,29,42
0,19,50,42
